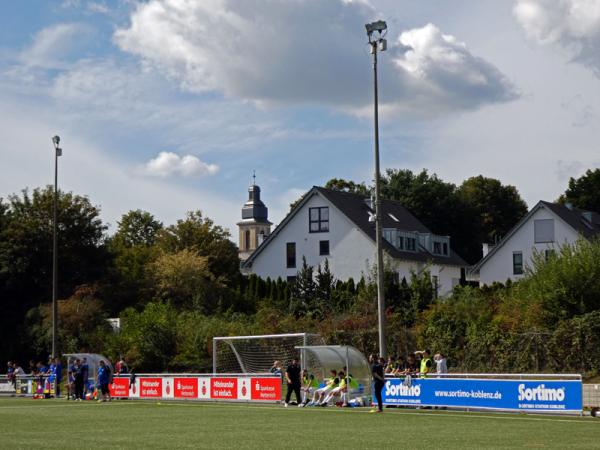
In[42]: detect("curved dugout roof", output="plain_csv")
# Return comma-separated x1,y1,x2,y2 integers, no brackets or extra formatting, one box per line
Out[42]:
63,353,113,380
295,345,371,398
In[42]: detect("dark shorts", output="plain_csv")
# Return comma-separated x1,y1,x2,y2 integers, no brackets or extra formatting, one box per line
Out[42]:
100,383,110,395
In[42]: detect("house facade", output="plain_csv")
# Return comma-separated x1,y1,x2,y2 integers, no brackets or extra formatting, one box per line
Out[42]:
240,186,466,296
469,201,600,285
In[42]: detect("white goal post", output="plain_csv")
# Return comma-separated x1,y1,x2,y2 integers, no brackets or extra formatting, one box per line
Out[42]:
212,333,325,374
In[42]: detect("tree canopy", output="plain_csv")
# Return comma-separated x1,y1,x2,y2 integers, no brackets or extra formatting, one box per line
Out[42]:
325,170,528,263
558,169,600,212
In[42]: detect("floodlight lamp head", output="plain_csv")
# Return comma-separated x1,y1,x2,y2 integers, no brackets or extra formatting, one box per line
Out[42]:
372,20,387,33
52,135,60,146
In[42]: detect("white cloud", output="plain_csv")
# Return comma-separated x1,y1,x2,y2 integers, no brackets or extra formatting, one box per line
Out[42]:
0,95,237,234
514,0,600,75
20,23,91,69
87,2,110,15
143,151,219,177
114,0,517,116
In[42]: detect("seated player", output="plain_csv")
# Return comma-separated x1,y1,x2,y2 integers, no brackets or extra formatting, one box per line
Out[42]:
300,369,319,406
321,371,346,406
308,369,339,406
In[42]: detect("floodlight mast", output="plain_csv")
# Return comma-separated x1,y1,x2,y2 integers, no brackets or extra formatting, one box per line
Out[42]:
51,135,62,359
365,20,387,359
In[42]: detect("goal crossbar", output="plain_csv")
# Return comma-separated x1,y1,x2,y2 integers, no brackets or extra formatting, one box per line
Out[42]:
212,333,324,374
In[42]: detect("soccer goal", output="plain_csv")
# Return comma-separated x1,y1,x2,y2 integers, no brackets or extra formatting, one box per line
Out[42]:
212,333,325,374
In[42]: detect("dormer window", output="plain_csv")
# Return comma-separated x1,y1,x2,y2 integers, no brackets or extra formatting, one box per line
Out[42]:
309,207,329,233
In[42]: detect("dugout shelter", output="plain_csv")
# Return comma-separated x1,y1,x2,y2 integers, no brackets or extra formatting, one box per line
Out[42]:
63,353,113,385
296,345,371,404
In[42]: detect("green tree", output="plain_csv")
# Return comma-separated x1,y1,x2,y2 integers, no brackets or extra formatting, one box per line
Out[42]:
149,249,221,312
111,209,162,247
381,169,481,262
289,257,316,317
157,211,240,286
324,178,370,195
558,169,600,212
110,302,179,372
26,285,111,356
315,259,335,312
106,210,163,312
0,187,107,362
457,175,528,246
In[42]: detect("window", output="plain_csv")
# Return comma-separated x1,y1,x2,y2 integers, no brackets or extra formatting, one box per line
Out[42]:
433,242,442,255
442,242,448,255
244,230,250,250
534,219,554,243
286,242,296,268
406,237,416,251
383,229,395,246
513,252,523,275
397,236,404,250
286,276,297,284
309,207,329,233
545,249,556,261
319,240,329,256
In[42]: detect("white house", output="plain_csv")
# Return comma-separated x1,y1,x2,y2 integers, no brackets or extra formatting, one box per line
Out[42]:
469,201,600,286
240,186,466,296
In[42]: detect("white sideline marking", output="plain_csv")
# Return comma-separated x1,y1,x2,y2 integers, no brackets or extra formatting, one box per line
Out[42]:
0,400,597,426
153,401,598,425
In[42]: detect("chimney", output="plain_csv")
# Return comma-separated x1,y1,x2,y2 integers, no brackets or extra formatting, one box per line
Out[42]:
482,243,494,257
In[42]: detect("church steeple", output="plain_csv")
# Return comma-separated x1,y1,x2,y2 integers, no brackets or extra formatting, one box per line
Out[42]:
238,173,272,261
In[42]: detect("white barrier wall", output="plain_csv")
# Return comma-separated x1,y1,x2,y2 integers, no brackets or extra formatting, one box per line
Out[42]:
110,374,282,402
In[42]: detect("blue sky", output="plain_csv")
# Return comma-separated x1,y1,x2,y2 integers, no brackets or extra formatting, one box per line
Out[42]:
2,0,600,238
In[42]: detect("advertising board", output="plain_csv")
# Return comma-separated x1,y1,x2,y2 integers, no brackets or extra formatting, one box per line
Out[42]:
108,375,281,403
381,377,582,413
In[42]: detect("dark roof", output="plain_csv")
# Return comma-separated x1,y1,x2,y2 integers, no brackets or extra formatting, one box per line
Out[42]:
316,187,467,267
470,200,600,274
243,186,467,268
540,201,600,239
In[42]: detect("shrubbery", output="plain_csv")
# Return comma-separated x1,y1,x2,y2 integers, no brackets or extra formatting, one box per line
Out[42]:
416,238,600,378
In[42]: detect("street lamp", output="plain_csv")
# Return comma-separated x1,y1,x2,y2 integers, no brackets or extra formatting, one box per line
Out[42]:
365,20,387,359
51,135,62,359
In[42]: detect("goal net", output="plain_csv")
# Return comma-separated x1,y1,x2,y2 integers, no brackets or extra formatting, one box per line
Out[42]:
212,333,325,373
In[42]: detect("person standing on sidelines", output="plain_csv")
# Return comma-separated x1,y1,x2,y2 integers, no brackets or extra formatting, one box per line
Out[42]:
97,360,110,402
434,353,447,376
81,357,89,399
371,356,385,413
416,350,433,378
284,358,302,407
51,357,62,397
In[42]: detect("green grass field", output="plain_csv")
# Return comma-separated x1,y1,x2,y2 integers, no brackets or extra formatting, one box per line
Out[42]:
1,397,599,449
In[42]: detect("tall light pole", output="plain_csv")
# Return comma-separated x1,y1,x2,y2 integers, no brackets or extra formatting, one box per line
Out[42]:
366,20,387,359
51,135,62,359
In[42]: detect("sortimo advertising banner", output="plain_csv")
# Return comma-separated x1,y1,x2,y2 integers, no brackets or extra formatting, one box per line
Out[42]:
381,378,582,413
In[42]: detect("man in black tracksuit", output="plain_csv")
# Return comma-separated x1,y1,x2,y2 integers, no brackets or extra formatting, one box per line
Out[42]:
284,358,302,407
372,356,385,413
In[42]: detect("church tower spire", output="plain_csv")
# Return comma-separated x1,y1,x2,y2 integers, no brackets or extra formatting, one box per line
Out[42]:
238,173,272,261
